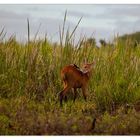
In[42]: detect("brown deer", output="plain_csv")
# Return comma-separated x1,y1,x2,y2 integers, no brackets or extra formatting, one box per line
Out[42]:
59,60,95,106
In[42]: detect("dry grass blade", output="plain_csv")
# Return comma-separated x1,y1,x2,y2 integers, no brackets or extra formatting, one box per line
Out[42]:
27,18,30,44
68,16,83,42
34,23,42,42
0,27,7,41
61,10,67,45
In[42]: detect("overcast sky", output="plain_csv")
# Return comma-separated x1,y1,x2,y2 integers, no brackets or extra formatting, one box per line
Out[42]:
0,4,140,43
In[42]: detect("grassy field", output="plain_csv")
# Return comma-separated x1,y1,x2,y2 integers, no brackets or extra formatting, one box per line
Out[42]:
0,20,140,135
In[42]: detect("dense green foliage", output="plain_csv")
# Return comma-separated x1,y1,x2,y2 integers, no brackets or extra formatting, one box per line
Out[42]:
0,28,140,135
119,31,140,46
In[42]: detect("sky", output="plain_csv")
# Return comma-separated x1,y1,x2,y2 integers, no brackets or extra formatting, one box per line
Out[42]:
0,4,140,43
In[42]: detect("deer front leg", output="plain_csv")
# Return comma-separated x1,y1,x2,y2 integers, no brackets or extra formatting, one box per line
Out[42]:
73,88,78,102
82,86,88,101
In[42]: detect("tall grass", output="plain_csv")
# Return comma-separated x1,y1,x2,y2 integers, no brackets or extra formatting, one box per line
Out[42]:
0,16,140,134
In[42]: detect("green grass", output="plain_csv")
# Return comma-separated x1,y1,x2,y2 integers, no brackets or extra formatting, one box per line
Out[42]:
0,18,140,135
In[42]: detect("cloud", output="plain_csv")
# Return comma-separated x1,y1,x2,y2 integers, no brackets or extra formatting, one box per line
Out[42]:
0,9,30,20
109,5,140,18
1,4,140,43
0,9,87,42
67,10,93,18
0,10,30,41
96,5,140,20
113,18,140,36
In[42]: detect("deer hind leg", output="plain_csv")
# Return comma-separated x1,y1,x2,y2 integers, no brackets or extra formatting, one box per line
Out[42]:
62,81,68,102
82,87,88,101
59,86,71,106
64,95,68,102
73,88,78,102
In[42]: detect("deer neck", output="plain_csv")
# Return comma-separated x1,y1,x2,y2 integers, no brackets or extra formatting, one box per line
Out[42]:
83,71,92,81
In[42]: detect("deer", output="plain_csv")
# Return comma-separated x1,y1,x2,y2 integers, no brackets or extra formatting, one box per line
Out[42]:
59,60,96,106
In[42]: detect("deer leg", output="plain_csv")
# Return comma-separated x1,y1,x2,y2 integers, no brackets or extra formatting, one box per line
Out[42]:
59,86,70,106
73,88,78,102
63,81,68,102
82,87,87,101
64,96,68,102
